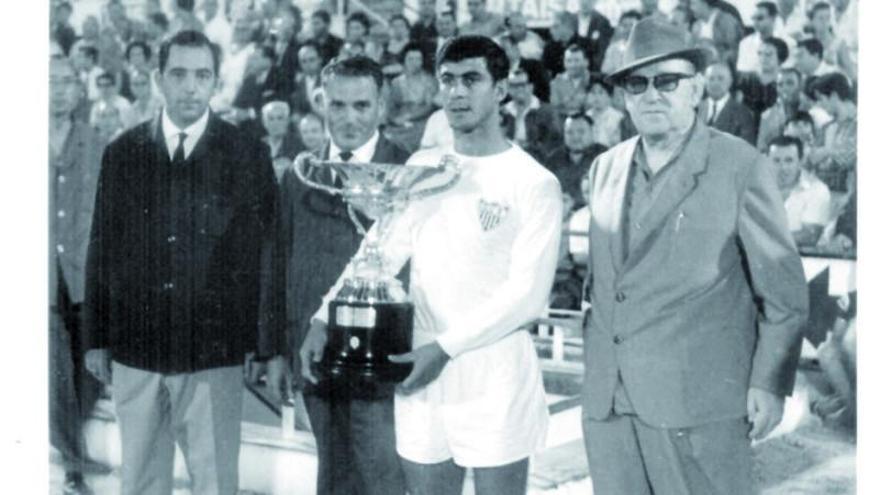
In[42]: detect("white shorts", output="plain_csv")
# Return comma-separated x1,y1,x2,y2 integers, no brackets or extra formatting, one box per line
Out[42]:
395,331,549,467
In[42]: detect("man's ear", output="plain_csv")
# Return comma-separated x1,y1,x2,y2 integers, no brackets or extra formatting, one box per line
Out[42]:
690,73,706,106
495,78,509,102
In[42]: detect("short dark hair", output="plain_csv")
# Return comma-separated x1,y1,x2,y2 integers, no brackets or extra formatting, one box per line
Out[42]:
588,78,613,95
79,45,99,63
401,41,428,68
763,37,789,64
755,1,778,18
564,43,588,59
312,9,331,25
346,11,371,33
436,35,510,83
620,10,643,22
798,38,824,59
566,112,595,127
159,30,221,75
769,135,804,159
126,41,152,62
808,1,832,20
786,110,815,130
321,55,385,91
810,72,853,101
148,12,169,31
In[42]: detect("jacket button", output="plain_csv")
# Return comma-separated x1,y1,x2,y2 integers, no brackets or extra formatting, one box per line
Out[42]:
615,292,626,302
613,335,623,345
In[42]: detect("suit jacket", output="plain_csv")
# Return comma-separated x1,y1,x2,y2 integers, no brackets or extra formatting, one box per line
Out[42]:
579,12,614,72
543,143,606,208
279,135,410,373
50,120,103,304
541,36,587,77
506,103,562,162
584,121,807,428
83,113,285,373
699,97,757,145
290,73,322,118
269,40,300,99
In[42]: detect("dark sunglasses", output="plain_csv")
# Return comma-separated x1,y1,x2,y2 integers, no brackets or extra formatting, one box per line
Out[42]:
620,72,695,95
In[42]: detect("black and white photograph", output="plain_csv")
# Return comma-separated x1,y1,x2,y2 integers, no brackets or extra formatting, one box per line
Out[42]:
6,0,871,492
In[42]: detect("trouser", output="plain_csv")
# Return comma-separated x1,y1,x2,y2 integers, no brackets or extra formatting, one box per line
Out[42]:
49,275,102,473
303,392,405,495
112,362,244,495
582,413,755,495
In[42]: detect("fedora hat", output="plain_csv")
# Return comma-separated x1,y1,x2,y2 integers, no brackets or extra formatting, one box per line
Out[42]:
607,18,711,85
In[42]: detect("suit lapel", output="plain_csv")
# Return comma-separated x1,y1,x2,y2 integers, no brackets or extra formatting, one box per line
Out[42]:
623,123,711,270
187,113,219,165
606,138,638,275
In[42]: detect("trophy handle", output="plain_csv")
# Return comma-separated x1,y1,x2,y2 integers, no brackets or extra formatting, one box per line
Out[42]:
292,152,344,197
405,155,462,202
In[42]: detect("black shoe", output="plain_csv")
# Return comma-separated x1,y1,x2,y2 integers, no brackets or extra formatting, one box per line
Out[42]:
63,472,94,495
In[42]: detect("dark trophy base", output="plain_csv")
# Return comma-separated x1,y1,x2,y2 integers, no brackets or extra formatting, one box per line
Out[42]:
311,301,414,400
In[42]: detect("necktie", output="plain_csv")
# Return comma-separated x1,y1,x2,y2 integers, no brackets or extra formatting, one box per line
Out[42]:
172,132,187,164
339,151,353,162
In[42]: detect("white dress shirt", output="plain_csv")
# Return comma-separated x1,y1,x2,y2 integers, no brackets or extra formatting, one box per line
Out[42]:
784,171,832,232
328,130,379,163
161,108,210,160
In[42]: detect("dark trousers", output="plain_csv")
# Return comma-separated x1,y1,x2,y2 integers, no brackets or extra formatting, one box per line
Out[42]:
303,392,405,495
49,276,102,473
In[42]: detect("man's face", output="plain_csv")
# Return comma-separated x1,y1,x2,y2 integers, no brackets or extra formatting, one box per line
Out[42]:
769,144,801,190
439,57,505,134
57,5,72,23
564,49,588,76
758,43,780,72
49,60,79,117
98,77,117,101
346,20,367,42
157,45,217,128
390,18,409,39
578,0,596,15
784,121,814,146
108,2,126,25
811,7,832,32
624,59,702,139
129,46,148,69
311,15,328,37
705,64,731,100
418,0,434,16
467,0,485,16
777,72,801,102
273,14,297,42
403,50,424,73
752,7,775,37
298,115,325,151
588,84,610,109
95,105,123,136
298,46,321,75
564,117,593,151
551,14,574,41
795,46,819,75
262,106,290,137
324,75,382,151
233,18,254,43
131,73,152,100
508,14,528,40
437,13,456,37
507,74,532,105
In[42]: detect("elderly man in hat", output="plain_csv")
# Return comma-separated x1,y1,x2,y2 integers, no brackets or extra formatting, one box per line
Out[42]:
582,18,808,494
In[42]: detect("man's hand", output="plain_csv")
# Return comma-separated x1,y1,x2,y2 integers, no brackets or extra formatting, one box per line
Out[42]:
388,342,450,395
299,320,328,384
747,387,785,440
85,348,112,385
263,355,289,401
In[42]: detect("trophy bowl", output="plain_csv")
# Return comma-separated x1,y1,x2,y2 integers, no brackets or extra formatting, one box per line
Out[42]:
293,152,461,398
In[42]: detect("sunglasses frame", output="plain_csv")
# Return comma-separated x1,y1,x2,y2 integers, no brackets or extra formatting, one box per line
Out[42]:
620,72,696,95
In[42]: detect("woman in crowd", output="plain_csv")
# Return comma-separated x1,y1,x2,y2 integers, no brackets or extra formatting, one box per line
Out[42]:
738,37,788,120
385,42,438,151
297,112,326,154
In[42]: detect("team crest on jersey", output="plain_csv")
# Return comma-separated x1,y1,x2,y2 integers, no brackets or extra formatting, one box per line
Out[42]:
478,199,510,232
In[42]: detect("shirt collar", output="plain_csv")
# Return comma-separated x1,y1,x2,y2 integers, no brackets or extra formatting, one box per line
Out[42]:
710,92,730,113
633,118,698,180
329,131,380,163
161,108,210,160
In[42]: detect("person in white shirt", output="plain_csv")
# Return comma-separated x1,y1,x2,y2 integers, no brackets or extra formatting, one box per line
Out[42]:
419,108,456,151
505,12,544,61
777,0,809,38
737,2,795,73
769,135,832,246
200,0,233,51
89,72,132,127
304,35,563,495
586,79,624,147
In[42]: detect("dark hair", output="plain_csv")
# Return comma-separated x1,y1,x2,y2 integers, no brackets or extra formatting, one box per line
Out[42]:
126,41,152,62
566,112,595,127
755,1,778,18
564,43,588,59
780,67,802,82
588,78,613,96
346,11,371,33
299,40,320,56
768,135,804,158
620,9,643,22
176,0,195,12
797,38,824,59
763,37,789,64
149,12,169,31
436,35,510,83
312,9,331,25
808,1,831,20
321,55,385,91
389,14,411,30
278,3,302,26
786,110,815,129
401,41,428,69
79,45,99,63
159,30,221,75
810,72,853,101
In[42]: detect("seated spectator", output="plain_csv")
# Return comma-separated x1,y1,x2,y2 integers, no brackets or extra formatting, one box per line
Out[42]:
502,69,561,161
230,45,279,137
119,41,153,102
809,72,857,193
261,101,305,180
290,42,324,122
309,9,344,65
92,100,125,144
460,0,504,37
169,0,204,36
784,110,820,165
542,113,606,209
550,44,592,121
419,108,455,151
736,2,794,73
700,62,756,144
505,12,544,61
212,13,259,113
121,70,161,128
795,38,840,84
434,10,459,57
497,33,549,102
777,0,809,39
738,37,789,123
75,45,103,102
200,0,233,52
586,79,623,147
144,13,170,67
385,14,413,66
89,72,131,127
758,67,809,151
385,42,438,152
542,11,583,77
411,0,439,43
267,5,304,102
51,1,76,56
670,5,696,37
574,0,614,72
297,112,327,154
769,135,832,247
568,172,591,266
601,10,642,76
691,0,744,67
345,11,371,47
805,1,856,81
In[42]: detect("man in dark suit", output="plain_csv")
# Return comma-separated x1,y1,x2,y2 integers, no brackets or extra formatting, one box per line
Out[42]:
542,11,585,77
502,69,561,161
267,4,303,100
576,0,614,74
284,56,409,495
261,100,305,180
585,19,806,494
700,62,757,144
83,30,288,495
542,112,606,209
309,9,344,65
231,45,280,138
290,42,324,121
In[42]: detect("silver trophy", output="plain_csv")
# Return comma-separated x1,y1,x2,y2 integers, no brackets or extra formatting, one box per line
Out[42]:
293,151,461,397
